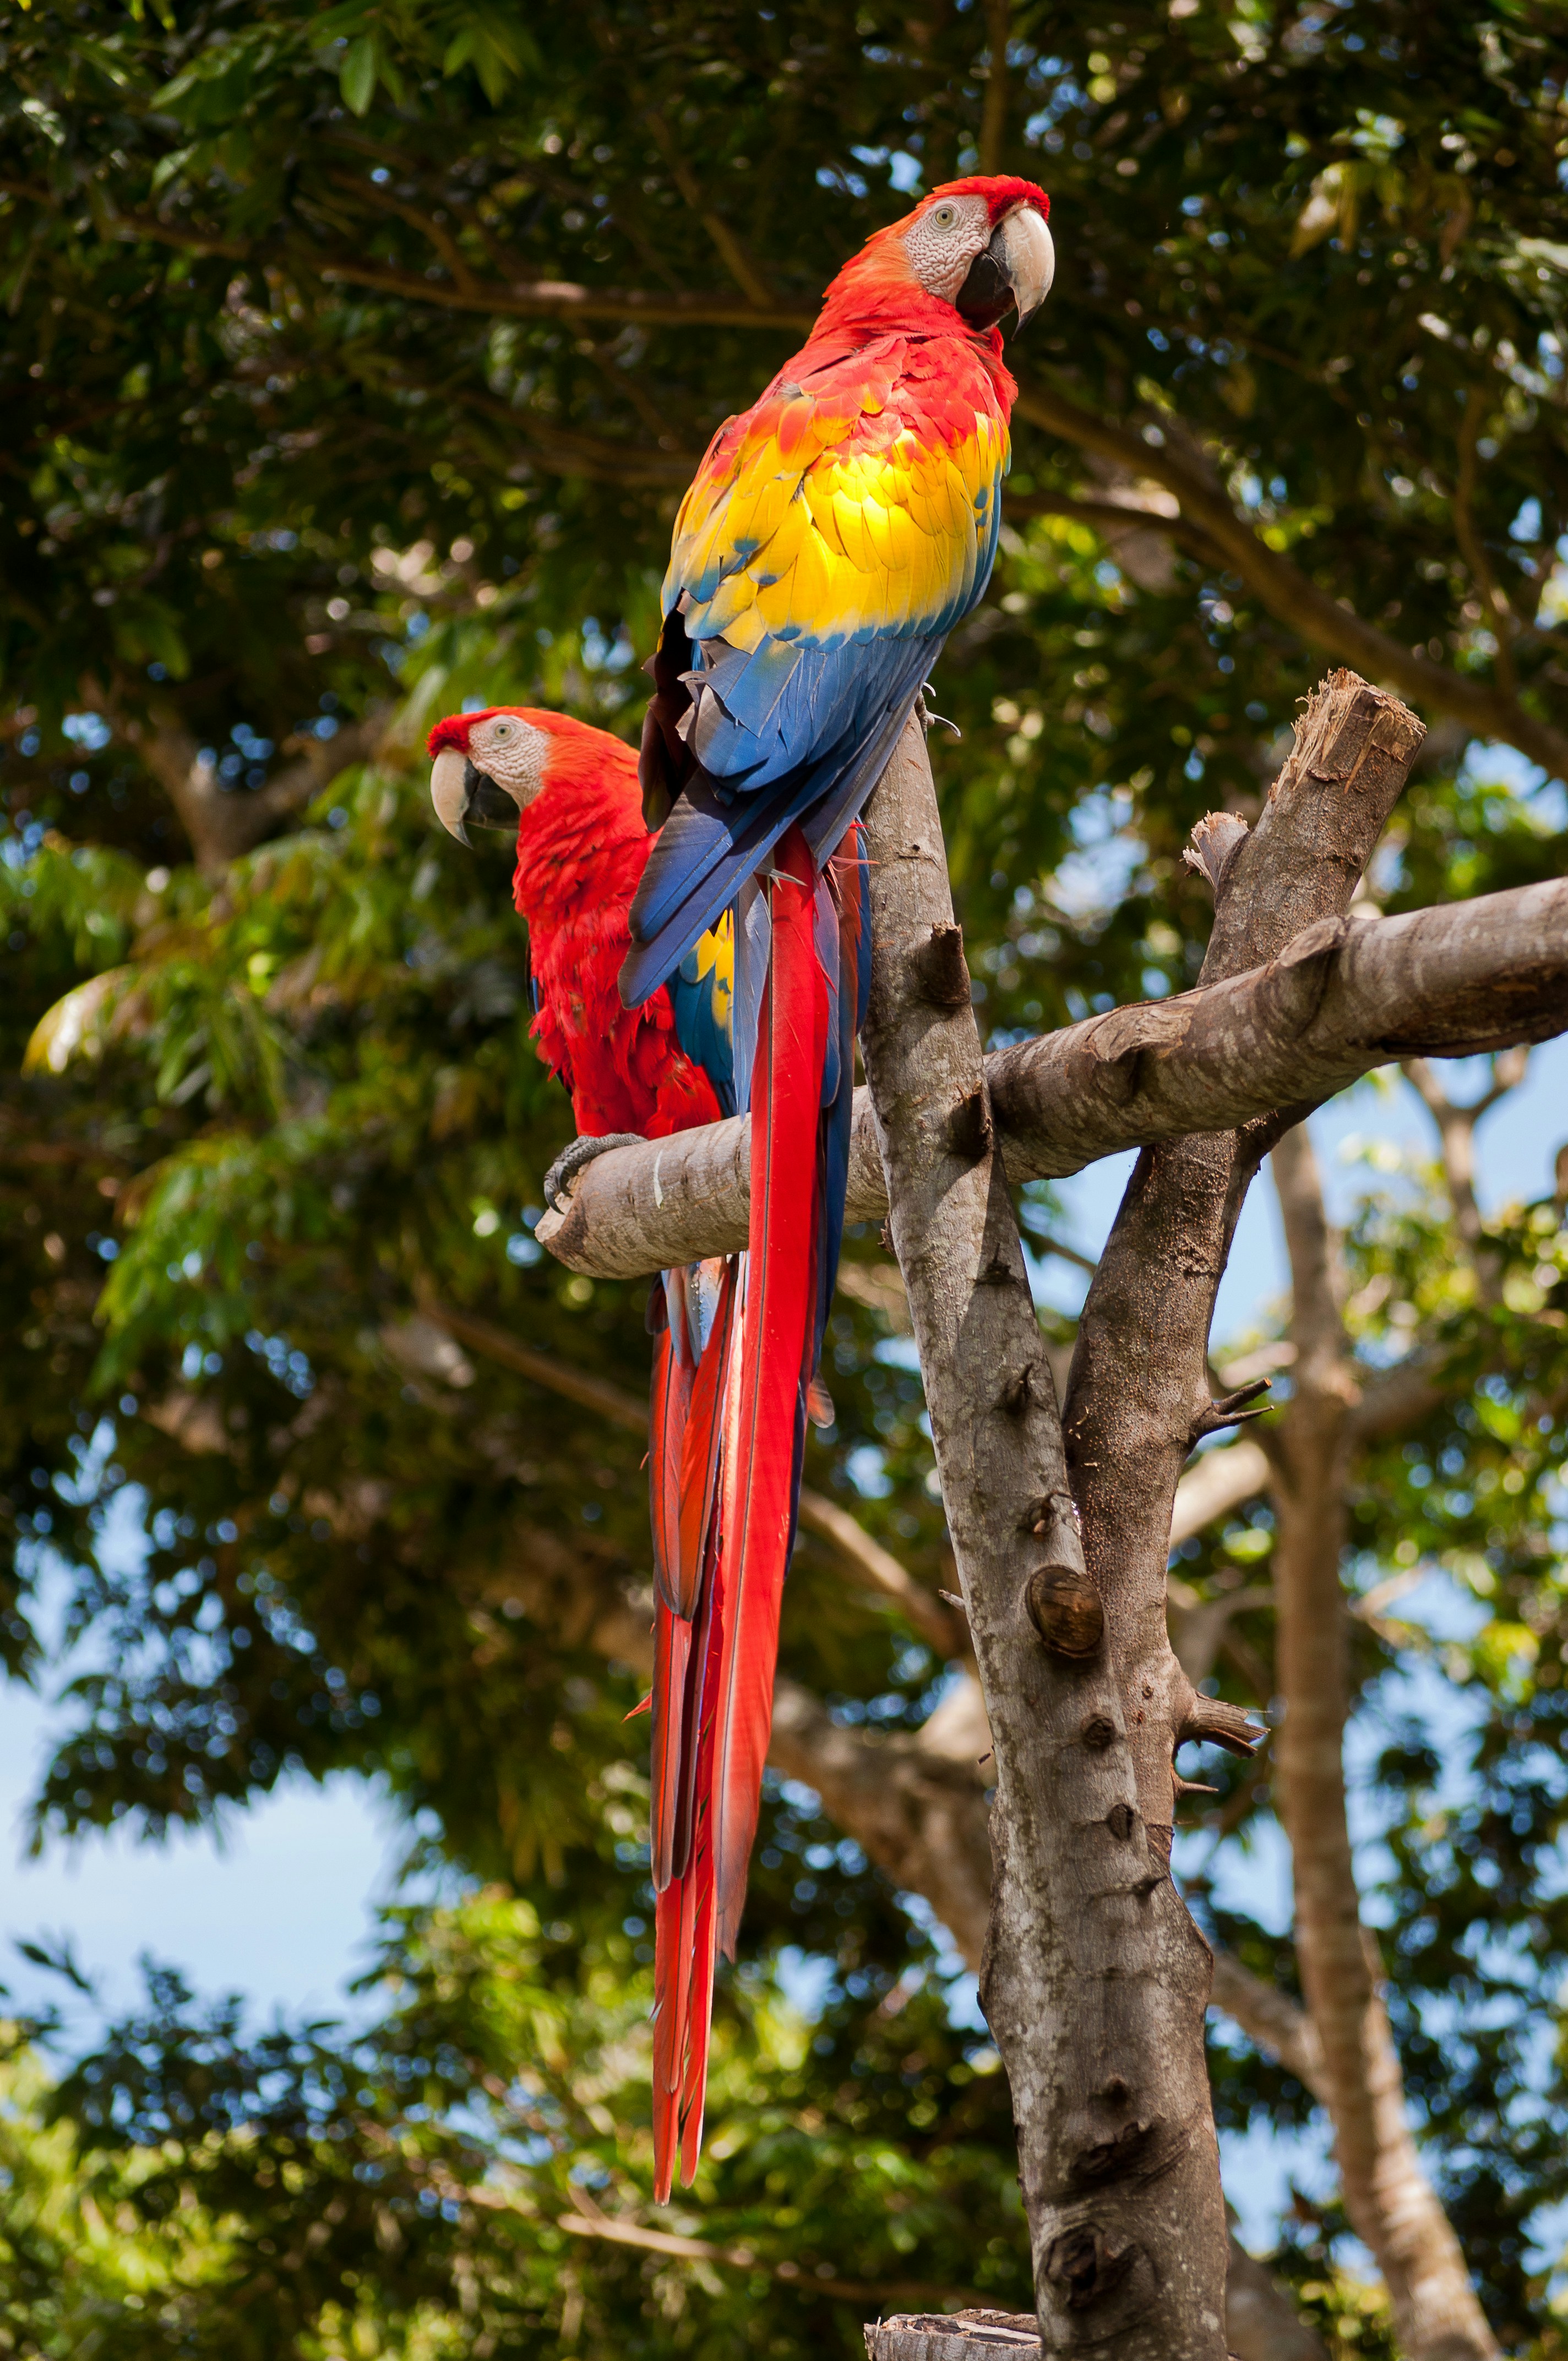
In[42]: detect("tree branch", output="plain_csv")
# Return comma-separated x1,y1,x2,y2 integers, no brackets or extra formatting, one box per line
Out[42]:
1268,1129,1499,2361
1063,674,1419,1857
557,2197,986,2309
1453,386,1520,700
1006,487,1228,573
1169,1441,1273,1549
39,173,815,334
1206,1952,1325,2102
20,165,1559,784
1012,378,1568,784
979,0,1012,175
643,110,775,309
81,686,388,872
1402,1048,1529,1303
536,873,1568,1279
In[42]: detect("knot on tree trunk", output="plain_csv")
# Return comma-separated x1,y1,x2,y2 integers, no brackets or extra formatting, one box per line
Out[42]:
1026,1567,1103,1660
1043,2221,1141,2311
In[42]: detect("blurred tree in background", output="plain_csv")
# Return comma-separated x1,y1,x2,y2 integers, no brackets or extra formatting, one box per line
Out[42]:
1,1,1566,2352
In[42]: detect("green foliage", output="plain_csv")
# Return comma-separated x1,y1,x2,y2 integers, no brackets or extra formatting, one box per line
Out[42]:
0,1894,1026,2357
2,1,1567,2352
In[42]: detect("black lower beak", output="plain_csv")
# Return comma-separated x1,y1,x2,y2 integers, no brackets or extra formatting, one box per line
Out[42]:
956,226,1015,331
462,761,519,833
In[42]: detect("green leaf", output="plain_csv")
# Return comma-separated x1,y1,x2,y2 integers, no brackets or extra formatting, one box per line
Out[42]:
340,34,379,117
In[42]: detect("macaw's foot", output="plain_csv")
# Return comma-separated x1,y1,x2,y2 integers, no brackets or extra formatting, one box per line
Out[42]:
543,1133,646,1214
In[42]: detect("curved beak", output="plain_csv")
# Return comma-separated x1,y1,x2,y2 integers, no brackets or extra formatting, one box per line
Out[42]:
956,206,1057,334
997,206,1055,330
430,747,519,846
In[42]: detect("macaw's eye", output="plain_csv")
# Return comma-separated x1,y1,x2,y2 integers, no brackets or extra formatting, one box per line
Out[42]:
932,203,958,229
493,722,513,739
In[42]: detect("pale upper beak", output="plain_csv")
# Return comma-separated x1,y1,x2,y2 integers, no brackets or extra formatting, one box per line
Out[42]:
431,747,473,844
995,205,1055,329
430,746,520,846
954,204,1057,334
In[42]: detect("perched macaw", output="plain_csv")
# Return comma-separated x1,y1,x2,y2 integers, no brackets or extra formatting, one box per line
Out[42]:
427,703,849,2195
429,171,1053,2204
427,708,729,1140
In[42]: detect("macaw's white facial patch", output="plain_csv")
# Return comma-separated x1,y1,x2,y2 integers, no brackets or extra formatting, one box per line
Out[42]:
901,193,994,304
466,712,551,807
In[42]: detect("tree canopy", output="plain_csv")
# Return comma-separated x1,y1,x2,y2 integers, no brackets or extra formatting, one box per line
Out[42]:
3,2,1567,2353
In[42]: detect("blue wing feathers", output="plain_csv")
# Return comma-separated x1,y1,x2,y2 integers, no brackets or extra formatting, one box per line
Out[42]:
671,945,736,1119
625,636,934,1007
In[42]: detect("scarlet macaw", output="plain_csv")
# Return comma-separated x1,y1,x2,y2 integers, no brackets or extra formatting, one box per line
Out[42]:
429,172,1053,2201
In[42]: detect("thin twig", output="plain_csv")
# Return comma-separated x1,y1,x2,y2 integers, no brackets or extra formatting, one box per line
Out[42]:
557,2200,988,2309
423,1301,963,1655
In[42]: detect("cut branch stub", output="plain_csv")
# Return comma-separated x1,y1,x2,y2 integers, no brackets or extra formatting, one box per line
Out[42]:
911,921,974,1009
1183,809,1250,896
864,2315,1041,2361
949,1085,995,1162
1026,1567,1104,1660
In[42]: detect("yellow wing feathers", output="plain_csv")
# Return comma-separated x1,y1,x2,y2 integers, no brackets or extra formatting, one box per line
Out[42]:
669,378,1007,653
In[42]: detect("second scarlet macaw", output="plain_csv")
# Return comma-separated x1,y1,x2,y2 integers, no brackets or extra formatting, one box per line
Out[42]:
430,171,1053,2203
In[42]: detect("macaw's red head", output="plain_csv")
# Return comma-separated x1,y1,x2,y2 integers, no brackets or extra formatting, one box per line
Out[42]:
427,706,619,845
823,175,1054,335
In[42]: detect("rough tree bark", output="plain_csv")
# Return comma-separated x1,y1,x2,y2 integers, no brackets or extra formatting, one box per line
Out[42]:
1268,1125,1501,2361
857,716,1232,2358
435,1258,1507,2360
861,2235,1328,2361
535,873,1568,1278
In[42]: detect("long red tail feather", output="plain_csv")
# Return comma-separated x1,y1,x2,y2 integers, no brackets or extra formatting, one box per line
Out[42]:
649,1302,694,1615
648,823,834,2200
711,826,828,1960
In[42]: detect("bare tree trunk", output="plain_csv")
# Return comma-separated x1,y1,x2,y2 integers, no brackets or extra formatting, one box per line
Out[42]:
1402,1049,1527,1306
1270,1127,1500,2361
1223,2240,1329,2361
858,717,1230,2358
